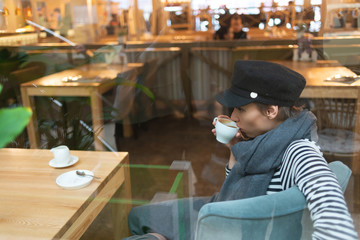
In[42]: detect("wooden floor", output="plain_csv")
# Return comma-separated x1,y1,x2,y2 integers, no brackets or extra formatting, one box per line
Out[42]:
81,113,360,239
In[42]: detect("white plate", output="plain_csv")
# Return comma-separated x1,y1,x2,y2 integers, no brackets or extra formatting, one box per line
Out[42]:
49,155,79,168
56,170,94,190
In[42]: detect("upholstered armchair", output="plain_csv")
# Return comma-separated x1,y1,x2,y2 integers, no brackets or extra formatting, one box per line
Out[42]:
195,161,351,240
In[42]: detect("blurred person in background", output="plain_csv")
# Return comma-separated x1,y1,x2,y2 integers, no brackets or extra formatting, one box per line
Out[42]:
229,13,247,39
214,13,247,40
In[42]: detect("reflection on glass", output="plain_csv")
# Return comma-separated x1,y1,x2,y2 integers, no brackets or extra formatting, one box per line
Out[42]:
0,0,359,239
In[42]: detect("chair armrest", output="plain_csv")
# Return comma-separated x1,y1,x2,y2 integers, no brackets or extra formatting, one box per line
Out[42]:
198,161,349,221
195,186,307,240
328,161,351,192
198,186,305,221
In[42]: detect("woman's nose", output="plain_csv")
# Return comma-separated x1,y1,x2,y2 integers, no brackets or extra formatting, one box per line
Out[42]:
230,114,238,123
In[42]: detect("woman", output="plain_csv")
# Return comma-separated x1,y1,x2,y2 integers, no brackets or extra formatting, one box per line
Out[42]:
125,60,357,240
229,13,247,39
214,13,247,40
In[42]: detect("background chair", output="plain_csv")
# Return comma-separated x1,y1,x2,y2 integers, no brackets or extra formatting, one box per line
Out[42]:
194,161,351,240
113,58,158,146
1,61,46,107
129,58,158,126
311,98,359,166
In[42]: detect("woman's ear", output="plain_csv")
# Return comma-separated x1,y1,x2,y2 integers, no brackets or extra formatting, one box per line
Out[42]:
266,105,279,119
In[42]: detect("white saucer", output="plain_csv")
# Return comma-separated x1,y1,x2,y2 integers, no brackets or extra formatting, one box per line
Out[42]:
49,155,79,168
56,170,93,190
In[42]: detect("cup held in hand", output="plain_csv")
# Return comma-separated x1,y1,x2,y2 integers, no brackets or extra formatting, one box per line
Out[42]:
213,117,239,144
50,145,71,165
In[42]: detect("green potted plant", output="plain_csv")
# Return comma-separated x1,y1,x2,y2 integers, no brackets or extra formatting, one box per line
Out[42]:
117,28,128,44
0,84,32,148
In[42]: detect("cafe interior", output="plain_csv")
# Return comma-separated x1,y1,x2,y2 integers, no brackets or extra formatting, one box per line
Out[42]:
1,0,360,239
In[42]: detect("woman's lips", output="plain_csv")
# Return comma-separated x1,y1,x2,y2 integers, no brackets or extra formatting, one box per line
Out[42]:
239,128,250,141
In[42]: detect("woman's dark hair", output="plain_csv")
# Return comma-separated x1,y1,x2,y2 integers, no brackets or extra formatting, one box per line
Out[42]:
254,102,303,121
231,13,241,20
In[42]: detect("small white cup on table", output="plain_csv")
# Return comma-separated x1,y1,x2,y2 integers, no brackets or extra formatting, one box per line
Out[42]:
50,145,72,166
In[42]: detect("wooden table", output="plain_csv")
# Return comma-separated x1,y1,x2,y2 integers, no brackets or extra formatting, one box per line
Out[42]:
271,60,360,99
0,148,131,239
271,60,360,139
20,63,143,150
273,60,360,147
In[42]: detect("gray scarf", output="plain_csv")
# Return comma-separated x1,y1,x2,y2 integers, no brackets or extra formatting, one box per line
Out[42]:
214,110,317,202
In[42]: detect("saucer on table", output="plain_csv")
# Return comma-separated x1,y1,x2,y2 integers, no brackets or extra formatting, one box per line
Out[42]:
56,170,94,190
49,155,79,168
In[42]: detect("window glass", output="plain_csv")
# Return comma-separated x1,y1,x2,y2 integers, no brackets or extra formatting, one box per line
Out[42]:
0,0,359,239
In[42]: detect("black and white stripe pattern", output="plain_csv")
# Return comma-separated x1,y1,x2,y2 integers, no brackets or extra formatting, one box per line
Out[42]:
225,139,358,240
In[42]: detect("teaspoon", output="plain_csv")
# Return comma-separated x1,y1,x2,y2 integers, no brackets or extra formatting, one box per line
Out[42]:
76,170,100,179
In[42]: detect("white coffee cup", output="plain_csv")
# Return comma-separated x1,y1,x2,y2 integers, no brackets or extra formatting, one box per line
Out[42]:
213,117,239,144
50,145,71,166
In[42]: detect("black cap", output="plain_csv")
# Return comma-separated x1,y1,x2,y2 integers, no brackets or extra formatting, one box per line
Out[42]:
216,60,306,108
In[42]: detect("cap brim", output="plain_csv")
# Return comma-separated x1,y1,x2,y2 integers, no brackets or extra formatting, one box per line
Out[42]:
215,89,254,108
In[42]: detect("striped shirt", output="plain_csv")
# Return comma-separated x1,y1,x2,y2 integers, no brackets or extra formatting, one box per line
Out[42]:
225,139,358,240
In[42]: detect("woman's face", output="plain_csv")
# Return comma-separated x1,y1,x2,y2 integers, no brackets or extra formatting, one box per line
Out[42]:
230,103,279,140
230,17,242,32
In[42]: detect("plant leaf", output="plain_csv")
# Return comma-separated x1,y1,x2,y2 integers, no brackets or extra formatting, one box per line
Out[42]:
117,81,155,101
0,84,2,94
0,107,32,148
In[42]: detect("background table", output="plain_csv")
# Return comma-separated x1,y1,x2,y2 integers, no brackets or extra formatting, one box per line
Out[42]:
0,148,131,239
20,63,143,150
271,60,360,98
273,60,360,156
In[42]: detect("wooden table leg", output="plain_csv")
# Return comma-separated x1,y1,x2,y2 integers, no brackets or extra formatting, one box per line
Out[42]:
119,70,137,138
180,46,194,118
112,157,132,239
90,89,105,151
20,87,40,149
352,89,360,210
352,174,360,213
